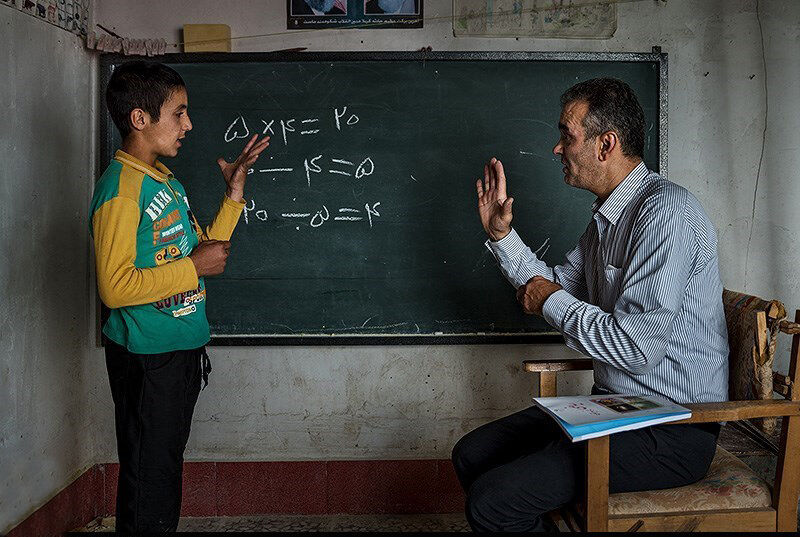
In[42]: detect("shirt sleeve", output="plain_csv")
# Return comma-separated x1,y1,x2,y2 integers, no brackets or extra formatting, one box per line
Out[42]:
92,197,199,309
486,227,590,301
192,196,246,242
541,200,695,375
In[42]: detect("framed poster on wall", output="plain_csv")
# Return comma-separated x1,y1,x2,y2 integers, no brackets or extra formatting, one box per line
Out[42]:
288,0,422,29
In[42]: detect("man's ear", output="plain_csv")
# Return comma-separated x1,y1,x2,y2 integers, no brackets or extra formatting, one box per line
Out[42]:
597,131,618,162
128,108,148,132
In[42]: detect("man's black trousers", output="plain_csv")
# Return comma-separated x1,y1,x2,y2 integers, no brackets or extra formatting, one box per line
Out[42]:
451,404,720,532
105,341,210,533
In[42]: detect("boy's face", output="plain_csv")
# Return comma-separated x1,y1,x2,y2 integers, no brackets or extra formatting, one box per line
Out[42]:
143,86,192,158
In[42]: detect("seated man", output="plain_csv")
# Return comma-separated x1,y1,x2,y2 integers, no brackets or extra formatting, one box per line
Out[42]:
452,78,729,532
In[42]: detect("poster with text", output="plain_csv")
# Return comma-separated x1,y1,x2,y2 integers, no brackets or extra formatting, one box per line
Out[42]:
288,0,422,29
454,0,615,38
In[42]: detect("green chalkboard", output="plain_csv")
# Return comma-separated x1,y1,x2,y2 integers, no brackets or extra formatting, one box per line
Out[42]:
100,51,666,344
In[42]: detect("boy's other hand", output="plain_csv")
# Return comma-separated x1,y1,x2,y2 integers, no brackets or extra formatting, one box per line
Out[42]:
189,240,231,277
217,134,271,202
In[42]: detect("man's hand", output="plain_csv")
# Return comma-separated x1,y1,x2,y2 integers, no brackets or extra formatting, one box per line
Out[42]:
476,157,514,241
516,276,563,316
217,134,271,202
189,240,231,277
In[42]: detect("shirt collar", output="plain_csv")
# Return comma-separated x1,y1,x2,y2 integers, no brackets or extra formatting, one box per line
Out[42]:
591,161,649,225
114,149,174,183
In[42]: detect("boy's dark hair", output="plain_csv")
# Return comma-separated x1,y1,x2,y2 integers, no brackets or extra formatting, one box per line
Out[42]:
105,61,186,138
560,78,645,159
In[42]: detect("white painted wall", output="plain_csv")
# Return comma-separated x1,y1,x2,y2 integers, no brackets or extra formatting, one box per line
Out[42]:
86,0,800,466
0,6,96,533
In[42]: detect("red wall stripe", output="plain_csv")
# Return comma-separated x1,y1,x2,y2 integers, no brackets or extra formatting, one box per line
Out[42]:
8,460,464,536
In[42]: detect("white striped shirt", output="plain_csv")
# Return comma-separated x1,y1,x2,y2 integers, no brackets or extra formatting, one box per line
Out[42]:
488,162,729,404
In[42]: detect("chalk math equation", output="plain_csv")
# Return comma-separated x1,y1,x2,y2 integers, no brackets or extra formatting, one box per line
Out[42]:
224,106,360,147
252,154,375,188
223,106,398,232
243,200,381,230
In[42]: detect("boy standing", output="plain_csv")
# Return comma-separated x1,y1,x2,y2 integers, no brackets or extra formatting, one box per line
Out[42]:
90,61,269,532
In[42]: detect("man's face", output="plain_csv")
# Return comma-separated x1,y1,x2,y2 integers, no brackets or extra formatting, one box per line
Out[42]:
552,100,598,191
143,86,192,158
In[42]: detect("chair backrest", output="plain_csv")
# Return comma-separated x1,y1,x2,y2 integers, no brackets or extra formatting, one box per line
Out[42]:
722,288,788,434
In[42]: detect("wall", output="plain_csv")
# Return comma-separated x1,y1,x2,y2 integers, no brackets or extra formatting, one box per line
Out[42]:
0,6,97,533
90,0,800,463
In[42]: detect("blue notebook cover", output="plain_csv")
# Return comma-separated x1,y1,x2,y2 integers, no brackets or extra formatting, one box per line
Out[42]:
534,394,691,442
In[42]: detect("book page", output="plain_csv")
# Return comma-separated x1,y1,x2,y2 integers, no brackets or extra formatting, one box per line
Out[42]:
535,395,688,426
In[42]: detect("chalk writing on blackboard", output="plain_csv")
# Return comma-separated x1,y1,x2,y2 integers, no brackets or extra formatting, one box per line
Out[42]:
224,105,394,234
301,155,375,186
225,106,360,146
243,199,382,229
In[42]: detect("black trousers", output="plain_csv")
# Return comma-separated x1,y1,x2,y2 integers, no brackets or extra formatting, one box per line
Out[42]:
105,341,211,533
451,403,720,532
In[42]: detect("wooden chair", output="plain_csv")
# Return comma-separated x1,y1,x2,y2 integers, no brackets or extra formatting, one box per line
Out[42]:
524,289,800,532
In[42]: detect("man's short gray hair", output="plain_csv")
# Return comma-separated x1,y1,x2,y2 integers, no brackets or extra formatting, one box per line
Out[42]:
560,78,645,159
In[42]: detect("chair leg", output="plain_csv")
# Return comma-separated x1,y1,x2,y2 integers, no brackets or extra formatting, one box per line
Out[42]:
775,310,800,531
585,435,610,532
539,371,557,397
774,414,800,531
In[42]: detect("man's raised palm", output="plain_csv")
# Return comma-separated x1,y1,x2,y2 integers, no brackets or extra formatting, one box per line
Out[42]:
476,157,514,241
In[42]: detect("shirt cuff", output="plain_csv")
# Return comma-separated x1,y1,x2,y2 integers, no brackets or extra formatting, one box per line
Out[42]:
177,256,200,290
542,289,579,329
223,196,247,210
484,228,525,264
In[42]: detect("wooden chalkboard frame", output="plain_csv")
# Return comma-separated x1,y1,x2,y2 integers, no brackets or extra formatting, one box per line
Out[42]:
98,49,668,346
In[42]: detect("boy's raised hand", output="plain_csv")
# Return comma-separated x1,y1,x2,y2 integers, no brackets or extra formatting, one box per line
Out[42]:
476,157,514,241
217,134,271,202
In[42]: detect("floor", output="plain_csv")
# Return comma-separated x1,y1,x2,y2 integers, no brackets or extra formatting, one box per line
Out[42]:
73,422,788,532
77,513,471,532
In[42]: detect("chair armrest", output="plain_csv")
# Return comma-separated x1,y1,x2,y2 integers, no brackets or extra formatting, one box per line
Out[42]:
671,400,800,424
522,359,594,373
524,359,594,397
